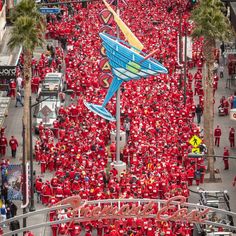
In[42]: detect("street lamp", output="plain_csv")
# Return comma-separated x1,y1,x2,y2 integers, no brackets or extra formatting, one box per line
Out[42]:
152,20,189,105
22,122,27,230
29,95,51,212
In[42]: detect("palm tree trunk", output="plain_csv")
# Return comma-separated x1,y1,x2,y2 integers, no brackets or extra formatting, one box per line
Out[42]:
203,39,215,181
23,49,32,163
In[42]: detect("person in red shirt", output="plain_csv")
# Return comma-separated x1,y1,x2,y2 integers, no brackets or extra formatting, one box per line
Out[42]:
41,182,52,205
110,142,116,162
186,166,195,186
9,136,19,158
33,77,40,94
223,147,229,170
25,231,35,236
229,127,235,147
9,79,16,98
233,176,236,186
214,125,221,147
0,135,8,157
35,177,43,203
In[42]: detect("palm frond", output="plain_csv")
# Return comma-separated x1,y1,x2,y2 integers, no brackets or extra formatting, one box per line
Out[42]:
8,16,44,52
191,0,234,42
10,0,46,32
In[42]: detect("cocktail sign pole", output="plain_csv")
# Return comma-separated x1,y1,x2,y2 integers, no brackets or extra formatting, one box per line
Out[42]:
115,0,121,164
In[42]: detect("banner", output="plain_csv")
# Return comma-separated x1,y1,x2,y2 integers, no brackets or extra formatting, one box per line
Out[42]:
7,164,23,201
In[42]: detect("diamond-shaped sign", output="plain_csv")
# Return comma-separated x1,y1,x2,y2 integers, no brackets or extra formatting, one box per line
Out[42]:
192,147,200,154
40,105,52,117
189,135,202,148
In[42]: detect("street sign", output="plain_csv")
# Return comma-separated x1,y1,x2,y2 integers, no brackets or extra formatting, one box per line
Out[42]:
189,135,202,148
230,108,236,120
192,147,200,154
40,105,52,117
39,7,60,14
188,153,203,158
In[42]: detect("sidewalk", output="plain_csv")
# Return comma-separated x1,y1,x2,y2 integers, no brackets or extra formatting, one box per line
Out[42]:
189,55,236,214
1,27,56,236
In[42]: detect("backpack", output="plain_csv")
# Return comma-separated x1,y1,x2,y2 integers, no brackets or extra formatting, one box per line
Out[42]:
0,207,6,215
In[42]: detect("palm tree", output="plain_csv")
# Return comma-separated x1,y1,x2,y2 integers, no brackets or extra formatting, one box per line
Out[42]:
8,0,45,166
191,0,233,181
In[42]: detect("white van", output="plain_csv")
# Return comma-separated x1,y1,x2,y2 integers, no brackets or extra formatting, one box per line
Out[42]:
33,93,61,134
42,72,64,92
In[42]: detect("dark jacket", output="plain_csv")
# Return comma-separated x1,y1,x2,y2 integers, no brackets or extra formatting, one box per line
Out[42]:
195,106,203,115
10,220,20,231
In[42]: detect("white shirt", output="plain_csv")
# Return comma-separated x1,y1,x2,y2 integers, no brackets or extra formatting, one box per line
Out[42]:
16,77,23,88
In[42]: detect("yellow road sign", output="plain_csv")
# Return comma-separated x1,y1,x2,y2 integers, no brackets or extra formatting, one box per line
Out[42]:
192,148,200,154
189,135,202,148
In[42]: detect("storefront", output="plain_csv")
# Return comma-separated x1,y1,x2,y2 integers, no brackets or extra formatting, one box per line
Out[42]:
0,65,16,91
0,91,10,128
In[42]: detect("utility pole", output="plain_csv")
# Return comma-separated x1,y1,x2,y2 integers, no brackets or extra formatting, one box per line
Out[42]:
29,95,51,211
115,0,121,164
29,96,35,212
22,123,27,233
183,30,188,105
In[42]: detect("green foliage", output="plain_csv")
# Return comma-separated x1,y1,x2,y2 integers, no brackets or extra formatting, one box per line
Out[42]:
11,0,39,21
10,0,45,31
191,0,233,42
8,16,44,52
8,0,45,52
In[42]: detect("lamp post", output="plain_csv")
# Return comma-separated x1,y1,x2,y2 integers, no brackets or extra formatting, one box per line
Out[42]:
22,122,27,231
112,0,127,175
29,96,35,212
183,30,188,105
116,0,121,164
29,95,51,212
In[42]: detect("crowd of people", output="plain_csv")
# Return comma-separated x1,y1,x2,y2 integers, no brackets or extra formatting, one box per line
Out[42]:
1,0,225,235
27,0,211,235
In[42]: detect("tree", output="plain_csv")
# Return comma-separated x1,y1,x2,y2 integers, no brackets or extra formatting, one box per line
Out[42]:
191,0,233,180
8,0,45,167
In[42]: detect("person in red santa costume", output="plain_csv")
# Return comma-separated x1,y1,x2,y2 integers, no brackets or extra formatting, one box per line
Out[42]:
9,135,18,158
41,181,52,205
223,147,229,170
31,76,40,94
214,125,222,147
110,164,118,177
35,177,43,203
40,154,47,174
186,166,195,186
9,79,16,98
110,142,116,162
229,127,235,147
0,135,8,157
24,231,35,236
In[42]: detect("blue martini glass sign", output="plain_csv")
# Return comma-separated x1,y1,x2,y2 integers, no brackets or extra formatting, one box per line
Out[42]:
84,33,168,121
